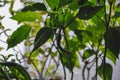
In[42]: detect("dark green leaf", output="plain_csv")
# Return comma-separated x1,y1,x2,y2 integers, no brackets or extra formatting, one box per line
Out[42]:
32,27,53,52
98,63,113,80
7,25,31,49
104,27,120,58
22,3,47,12
46,0,59,10
33,3,47,11
113,12,120,18
22,5,35,12
11,11,40,23
82,49,95,60
0,62,31,80
74,30,83,41
78,0,88,5
59,0,72,7
77,6,103,20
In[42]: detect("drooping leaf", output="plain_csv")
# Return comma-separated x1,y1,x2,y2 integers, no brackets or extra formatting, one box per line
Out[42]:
7,25,31,49
32,27,53,52
22,3,47,12
77,5,103,20
104,27,120,58
11,11,40,23
82,49,95,60
107,49,116,64
98,63,113,80
0,62,32,80
46,0,59,10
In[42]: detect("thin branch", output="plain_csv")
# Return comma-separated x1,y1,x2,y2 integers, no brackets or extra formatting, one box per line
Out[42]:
82,62,87,80
55,45,67,80
41,55,49,76
103,0,107,25
87,68,90,80
95,38,101,80
57,29,74,80
103,0,107,79
30,59,42,80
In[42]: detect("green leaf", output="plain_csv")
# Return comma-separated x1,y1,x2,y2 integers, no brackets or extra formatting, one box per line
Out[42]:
98,63,113,80
113,12,120,18
68,0,79,10
77,6,103,20
104,27,120,58
107,49,116,64
74,30,83,41
0,62,32,80
11,11,40,23
69,19,79,30
82,49,95,60
74,30,92,42
46,0,59,10
32,27,53,52
60,52,78,72
68,37,81,51
7,25,31,49
22,3,47,12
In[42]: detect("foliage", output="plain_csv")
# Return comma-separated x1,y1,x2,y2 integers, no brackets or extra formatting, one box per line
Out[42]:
0,0,120,80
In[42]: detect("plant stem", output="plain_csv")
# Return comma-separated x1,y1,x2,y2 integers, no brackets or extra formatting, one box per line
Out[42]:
63,29,74,80
87,68,90,80
95,39,101,80
82,63,86,80
103,1,112,80
57,29,74,80
55,41,67,80
103,0,107,79
95,52,98,80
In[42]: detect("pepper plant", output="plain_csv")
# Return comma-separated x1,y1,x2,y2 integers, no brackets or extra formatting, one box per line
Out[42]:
0,0,120,80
